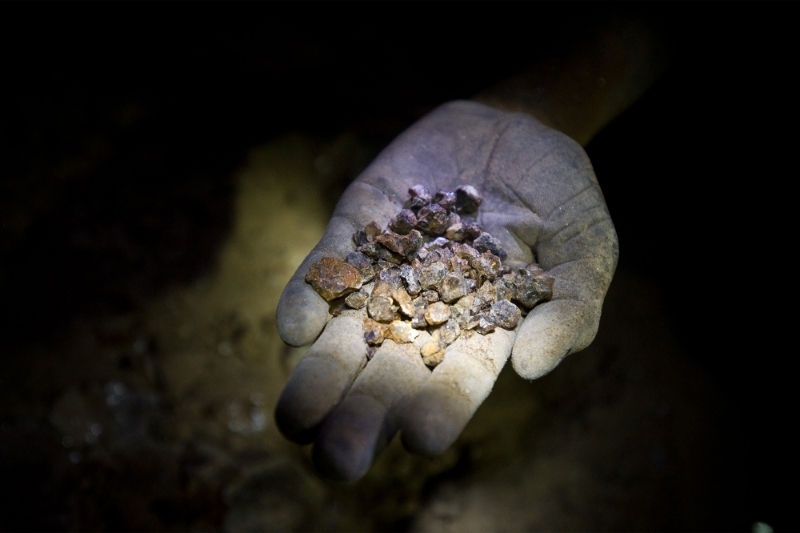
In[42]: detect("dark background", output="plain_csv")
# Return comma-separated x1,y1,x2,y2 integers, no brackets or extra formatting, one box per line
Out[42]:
1,4,796,531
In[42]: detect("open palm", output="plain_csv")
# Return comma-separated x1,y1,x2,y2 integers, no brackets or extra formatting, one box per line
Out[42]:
275,100,618,480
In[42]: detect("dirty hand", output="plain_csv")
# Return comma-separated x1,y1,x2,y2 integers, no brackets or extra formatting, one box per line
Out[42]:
274,100,618,481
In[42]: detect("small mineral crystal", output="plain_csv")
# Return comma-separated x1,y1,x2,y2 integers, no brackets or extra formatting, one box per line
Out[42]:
474,315,496,334
455,185,482,214
419,262,448,289
368,294,395,323
305,257,363,301
439,319,461,345
489,299,522,329
388,209,418,235
408,185,432,210
513,267,554,309
424,301,451,326
392,286,416,317
346,251,376,283
438,272,469,303
472,232,505,258
415,204,450,236
345,289,369,309
399,264,422,295
420,330,446,367
388,320,420,343
433,189,457,211
364,319,387,346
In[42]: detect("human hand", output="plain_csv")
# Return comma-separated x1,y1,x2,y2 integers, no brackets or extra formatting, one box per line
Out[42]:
275,100,618,480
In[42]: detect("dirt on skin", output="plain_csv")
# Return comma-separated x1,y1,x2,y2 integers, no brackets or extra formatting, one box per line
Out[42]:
0,131,741,532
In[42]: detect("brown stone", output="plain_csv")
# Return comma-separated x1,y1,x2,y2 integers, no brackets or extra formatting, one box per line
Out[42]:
470,251,502,281
388,209,418,235
445,222,467,242
416,204,450,235
364,221,382,242
433,189,456,211
420,330,446,367
438,272,468,303
376,229,423,257
344,289,369,309
419,262,448,289
346,251,376,283
392,286,416,317
452,242,479,259
368,294,395,323
305,257,363,301
473,281,497,310
363,319,388,346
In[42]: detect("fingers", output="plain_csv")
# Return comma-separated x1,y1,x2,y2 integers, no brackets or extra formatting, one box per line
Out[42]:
398,328,515,457
274,314,368,443
511,298,597,380
312,340,429,481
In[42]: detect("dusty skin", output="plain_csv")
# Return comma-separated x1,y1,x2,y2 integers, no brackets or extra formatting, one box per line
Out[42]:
5,135,736,531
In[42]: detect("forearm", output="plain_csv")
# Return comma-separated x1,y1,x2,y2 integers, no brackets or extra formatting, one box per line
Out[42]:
473,16,665,147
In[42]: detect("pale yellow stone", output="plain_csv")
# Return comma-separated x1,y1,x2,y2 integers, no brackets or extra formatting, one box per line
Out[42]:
388,320,420,344
424,301,451,326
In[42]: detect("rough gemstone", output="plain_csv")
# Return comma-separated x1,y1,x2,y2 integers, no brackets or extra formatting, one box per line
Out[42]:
344,289,369,309
424,236,450,250
363,319,387,346
377,267,403,290
409,185,432,210
424,301,451,326
415,204,450,235
346,251,376,283
455,185,483,214
445,222,467,242
364,221,382,241
452,242,479,259
368,294,395,323
376,229,423,257
305,257,363,301
474,314,497,334
420,289,440,303
439,319,461,345
473,281,497,310
392,286,416,317
470,252,502,281
433,189,457,211
490,299,522,329
399,264,422,295
461,221,483,240
419,262,448,289
388,209,418,235
513,268,554,309
473,232,505,258
420,330,446,367
439,272,469,303
494,278,513,302
388,320,420,344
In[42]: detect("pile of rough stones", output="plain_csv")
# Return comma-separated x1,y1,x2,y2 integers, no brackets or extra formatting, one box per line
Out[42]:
305,185,554,367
